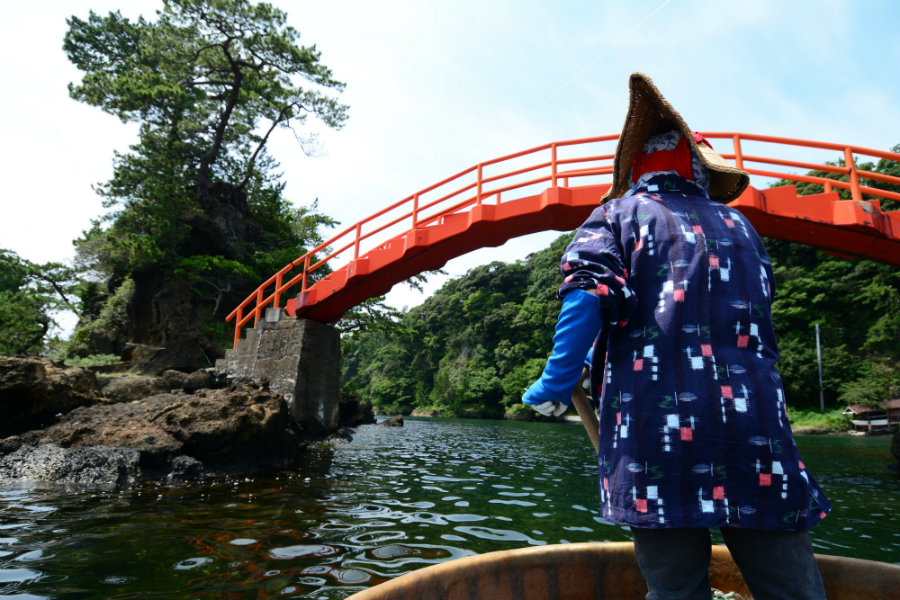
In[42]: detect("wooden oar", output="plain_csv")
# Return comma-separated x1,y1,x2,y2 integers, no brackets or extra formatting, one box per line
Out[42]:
570,367,599,454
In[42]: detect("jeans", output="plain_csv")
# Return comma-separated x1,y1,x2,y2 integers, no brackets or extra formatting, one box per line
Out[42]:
630,527,827,600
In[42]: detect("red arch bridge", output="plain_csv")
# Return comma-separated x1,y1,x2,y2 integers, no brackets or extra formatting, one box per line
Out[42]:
226,133,900,347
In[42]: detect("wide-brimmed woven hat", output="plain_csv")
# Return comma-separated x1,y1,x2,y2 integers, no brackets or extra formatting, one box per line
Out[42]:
602,73,749,203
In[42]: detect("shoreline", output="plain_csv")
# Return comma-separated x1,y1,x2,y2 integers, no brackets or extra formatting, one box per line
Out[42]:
383,413,894,437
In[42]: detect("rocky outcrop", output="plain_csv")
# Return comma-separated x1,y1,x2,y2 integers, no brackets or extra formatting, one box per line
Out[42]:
0,357,372,490
0,444,145,490
73,182,266,375
379,414,404,427
96,370,221,402
0,383,307,489
125,270,227,374
100,374,169,403
0,357,101,436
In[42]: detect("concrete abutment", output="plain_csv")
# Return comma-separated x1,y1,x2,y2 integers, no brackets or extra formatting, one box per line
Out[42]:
215,309,339,433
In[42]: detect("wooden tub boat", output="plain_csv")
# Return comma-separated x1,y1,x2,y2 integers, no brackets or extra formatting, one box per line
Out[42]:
346,541,900,600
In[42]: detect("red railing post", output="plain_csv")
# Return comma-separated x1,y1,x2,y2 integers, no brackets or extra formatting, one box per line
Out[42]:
253,288,263,327
732,135,744,170
844,147,861,201
232,306,243,348
302,255,310,292
413,194,419,228
354,223,362,259
273,272,283,308
551,144,558,186
476,164,483,205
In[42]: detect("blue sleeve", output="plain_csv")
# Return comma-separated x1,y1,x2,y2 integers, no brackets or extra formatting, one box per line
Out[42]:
558,203,637,327
522,289,602,406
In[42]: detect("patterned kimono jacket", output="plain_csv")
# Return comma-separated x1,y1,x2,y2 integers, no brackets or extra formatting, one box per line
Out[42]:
560,173,831,530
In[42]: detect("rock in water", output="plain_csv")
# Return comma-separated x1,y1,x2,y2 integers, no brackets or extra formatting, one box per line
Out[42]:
0,444,142,490
0,383,307,489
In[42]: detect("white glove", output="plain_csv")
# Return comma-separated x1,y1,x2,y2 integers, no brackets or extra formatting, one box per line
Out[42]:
531,401,568,417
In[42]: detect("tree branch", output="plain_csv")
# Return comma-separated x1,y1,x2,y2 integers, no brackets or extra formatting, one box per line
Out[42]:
196,41,242,201
33,273,77,309
238,102,297,191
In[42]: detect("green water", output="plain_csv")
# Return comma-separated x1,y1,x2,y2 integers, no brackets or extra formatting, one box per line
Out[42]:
0,419,897,599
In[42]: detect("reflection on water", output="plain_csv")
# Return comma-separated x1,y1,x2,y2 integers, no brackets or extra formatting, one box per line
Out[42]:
0,419,896,599
789,434,900,561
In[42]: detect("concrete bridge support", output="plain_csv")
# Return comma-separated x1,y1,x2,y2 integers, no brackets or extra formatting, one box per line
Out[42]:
215,309,340,433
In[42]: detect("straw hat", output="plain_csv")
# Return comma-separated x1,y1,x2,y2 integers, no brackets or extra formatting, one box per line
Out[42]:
602,73,749,203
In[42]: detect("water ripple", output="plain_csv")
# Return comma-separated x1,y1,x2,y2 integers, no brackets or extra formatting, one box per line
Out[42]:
268,544,341,560
0,567,40,584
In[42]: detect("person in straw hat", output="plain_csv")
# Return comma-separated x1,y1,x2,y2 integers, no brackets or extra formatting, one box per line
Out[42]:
523,73,830,599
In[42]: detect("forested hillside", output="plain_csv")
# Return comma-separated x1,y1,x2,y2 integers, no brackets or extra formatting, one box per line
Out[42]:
342,234,571,419
341,151,900,418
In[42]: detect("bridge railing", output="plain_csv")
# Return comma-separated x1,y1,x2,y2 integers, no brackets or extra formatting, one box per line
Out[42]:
226,134,900,346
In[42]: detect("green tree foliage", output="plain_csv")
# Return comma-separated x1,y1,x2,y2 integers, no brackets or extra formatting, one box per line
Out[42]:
65,0,346,272
63,0,347,357
768,240,899,407
336,273,436,336
0,250,76,355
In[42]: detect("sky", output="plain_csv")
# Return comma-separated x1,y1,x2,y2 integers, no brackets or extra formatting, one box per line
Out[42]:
1,0,898,327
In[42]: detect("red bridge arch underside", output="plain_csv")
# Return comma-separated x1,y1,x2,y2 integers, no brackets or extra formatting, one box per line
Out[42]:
227,133,900,345
286,183,900,324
